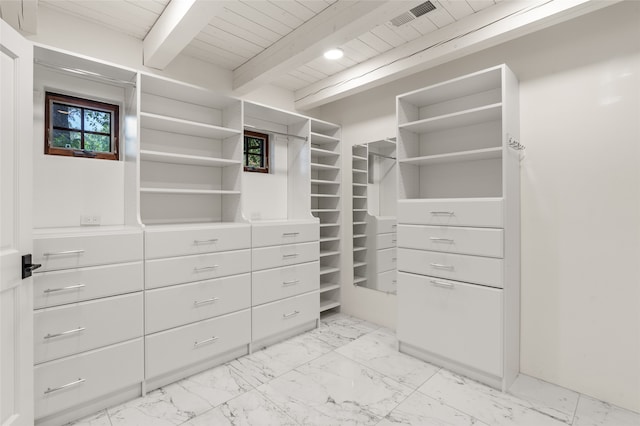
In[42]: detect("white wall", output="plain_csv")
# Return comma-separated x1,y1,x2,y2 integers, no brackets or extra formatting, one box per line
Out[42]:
314,1,640,413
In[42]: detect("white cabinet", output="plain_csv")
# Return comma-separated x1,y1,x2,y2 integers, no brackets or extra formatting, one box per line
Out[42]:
396,64,520,391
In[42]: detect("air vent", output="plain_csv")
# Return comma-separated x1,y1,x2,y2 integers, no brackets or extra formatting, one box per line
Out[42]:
388,1,436,27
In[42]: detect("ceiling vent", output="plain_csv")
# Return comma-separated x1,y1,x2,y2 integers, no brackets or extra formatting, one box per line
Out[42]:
388,1,436,27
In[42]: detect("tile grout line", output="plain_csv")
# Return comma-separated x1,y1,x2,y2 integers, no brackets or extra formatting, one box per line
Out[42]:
570,394,582,425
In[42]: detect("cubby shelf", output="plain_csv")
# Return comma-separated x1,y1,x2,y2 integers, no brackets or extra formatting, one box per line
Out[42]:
399,103,502,134
310,132,340,144
311,147,340,157
140,188,240,195
140,112,240,139
320,250,340,257
311,163,340,171
311,179,340,185
320,300,341,312
399,147,502,166
320,266,340,275
320,283,341,293
140,150,240,167
354,276,367,284
311,194,340,198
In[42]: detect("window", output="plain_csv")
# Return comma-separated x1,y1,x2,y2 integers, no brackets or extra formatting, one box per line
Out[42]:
244,130,269,173
45,92,120,160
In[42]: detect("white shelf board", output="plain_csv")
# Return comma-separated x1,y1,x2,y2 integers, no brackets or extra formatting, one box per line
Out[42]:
320,223,340,228
353,261,366,267
320,283,341,293
353,209,367,212
140,150,241,167
311,193,340,198
320,300,341,312
311,163,340,171
312,209,339,213
353,183,367,187
140,188,240,195
320,266,340,275
311,179,340,185
311,147,340,157
399,103,501,134
352,169,367,174
320,250,340,257
310,132,339,144
399,147,502,166
353,234,366,238
354,276,367,284
320,237,340,243
353,155,367,161
353,196,367,199
140,112,240,139
353,246,367,252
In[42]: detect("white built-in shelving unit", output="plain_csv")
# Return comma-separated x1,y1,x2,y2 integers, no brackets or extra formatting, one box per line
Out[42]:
396,64,521,391
351,144,368,289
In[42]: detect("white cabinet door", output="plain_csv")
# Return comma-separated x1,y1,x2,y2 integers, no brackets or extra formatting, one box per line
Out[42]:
0,20,34,426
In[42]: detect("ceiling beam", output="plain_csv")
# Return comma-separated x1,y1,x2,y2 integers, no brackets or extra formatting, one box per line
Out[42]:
232,0,425,95
294,0,620,110
0,0,38,34
143,0,226,70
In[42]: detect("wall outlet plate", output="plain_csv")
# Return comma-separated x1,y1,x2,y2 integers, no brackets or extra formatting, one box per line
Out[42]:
80,215,101,226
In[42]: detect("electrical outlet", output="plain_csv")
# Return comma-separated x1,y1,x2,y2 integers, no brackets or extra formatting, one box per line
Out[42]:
80,215,101,226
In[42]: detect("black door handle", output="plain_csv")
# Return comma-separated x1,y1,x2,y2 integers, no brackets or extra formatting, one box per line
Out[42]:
22,254,42,279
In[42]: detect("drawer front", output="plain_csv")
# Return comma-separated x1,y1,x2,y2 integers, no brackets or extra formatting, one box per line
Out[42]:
376,248,397,273
145,224,250,259
376,233,397,250
33,262,143,309
397,272,503,377
375,217,397,234
398,248,503,288
398,225,503,258
145,274,251,334
376,269,397,293
252,292,319,342
145,310,250,379
251,242,319,271
398,199,503,228
34,293,143,364
252,222,319,248
252,261,319,306
35,339,143,419
34,231,143,272
145,249,251,289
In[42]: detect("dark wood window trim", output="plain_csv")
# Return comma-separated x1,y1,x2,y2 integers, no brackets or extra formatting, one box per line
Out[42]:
244,130,269,173
45,92,120,161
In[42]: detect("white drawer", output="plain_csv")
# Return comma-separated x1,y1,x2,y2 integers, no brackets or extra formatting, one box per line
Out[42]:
145,249,251,289
145,310,250,379
398,199,503,228
252,261,319,306
35,339,143,419
34,230,143,272
252,221,319,248
33,262,143,309
376,233,397,250
34,293,143,364
376,270,397,293
398,225,503,258
145,224,251,259
397,272,503,377
373,216,397,234
251,242,319,271
376,248,397,273
398,248,503,288
252,292,319,342
145,274,251,334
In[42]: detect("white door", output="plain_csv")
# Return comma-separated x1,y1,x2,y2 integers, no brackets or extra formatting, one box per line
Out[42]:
0,20,34,426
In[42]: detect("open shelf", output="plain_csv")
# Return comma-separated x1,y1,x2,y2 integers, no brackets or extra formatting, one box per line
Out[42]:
311,194,340,199
140,150,240,167
399,103,501,134
320,250,340,257
140,112,240,139
311,147,340,157
320,283,341,293
140,188,240,195
399,147,502,166
311,179,340,185
320,299,341,312
354,276,367,285
310,132,340,144
320,266,340,275
311,163,340,171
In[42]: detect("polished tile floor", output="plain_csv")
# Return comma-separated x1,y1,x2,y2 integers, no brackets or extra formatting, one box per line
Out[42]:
71,313,639,426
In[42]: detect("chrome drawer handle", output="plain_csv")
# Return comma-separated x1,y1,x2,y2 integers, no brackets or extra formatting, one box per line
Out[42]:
43,250,85,256
430,263,454,270
430,237,454,243
282,254,299,259
430,279,454,289
194,336,219,347
44,378,85,395
44,326,86,340
194,297,220,306
194,238,218,244
282,232,300,237
194,265,219,272
43,284,85,293
282,280,300,286
430,211,454,216
282,310,300,319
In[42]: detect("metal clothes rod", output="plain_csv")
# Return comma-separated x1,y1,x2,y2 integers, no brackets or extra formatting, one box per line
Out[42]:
369,151,396,160
244,125,308,142
35,60,137,87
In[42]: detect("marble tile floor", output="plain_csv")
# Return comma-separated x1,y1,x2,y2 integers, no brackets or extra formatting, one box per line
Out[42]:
70,313,639,426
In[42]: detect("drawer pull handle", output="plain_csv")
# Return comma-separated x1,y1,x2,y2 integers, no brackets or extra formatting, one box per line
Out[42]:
282,280,300,286
194,239,218,245
430,263,454,271
44,378,85,395
194,297,220,306
194,336,219,347
194,265,219,272
283,310,300,319
430,279,454,289
43,249,85,256
282,232,300,237
282,254,299,259
43,284,85,293
430,237,454,243
44,326,86,340
430,211,454,216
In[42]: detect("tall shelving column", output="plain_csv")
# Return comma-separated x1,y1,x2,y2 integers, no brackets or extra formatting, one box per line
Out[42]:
396,64,520,391
310,119,342,314
351,144,368,288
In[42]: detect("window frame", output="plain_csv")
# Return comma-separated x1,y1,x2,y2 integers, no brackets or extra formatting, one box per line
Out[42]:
243,130,270,174
44,92,120,161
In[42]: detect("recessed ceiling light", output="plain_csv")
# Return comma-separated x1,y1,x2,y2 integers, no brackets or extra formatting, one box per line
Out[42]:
324,48,344,60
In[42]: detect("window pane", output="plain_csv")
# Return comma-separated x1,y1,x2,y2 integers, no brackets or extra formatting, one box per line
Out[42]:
53,103,81,130
51,129,81,149
247,147,262,154
84,133,111,152
248,154,262,167
248,138,262,149
84,109,111,133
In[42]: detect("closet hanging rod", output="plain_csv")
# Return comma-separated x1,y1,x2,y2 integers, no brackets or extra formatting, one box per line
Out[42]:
369,151,396,160
244,125,308,141
35,59,137,87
